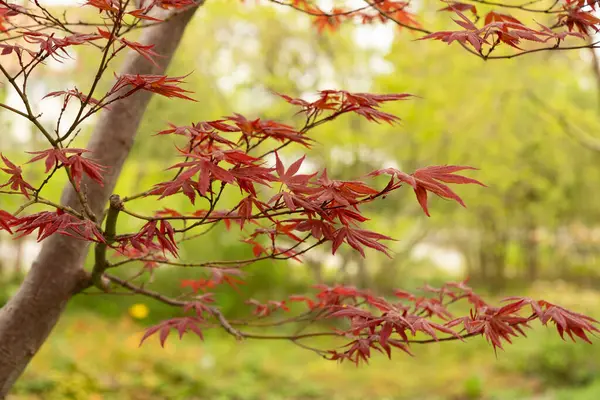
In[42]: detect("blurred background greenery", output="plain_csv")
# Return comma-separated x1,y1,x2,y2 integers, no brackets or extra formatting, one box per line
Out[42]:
2,0,600,398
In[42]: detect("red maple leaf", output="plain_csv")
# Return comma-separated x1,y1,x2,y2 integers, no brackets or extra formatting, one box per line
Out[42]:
23,32,102,61
484,11,523,25
181,278,216,293
67,152,106,190
12,209,104,243
559,9,600,34
309,169,379,207
289,294,316,309
236,195,270,228
154,0,197,9
27,148,71,173
230,165,277,197
292,218,336,240
420,12,487,52
332,226,394,257
439,2,477,15
27,148,105,189
448,301,530,353
0,209,16,233
134,220,178,257
209,268,245,290
44,89,108,110
410,165,485,216
139,317,204,347
509,298,600,343
312,7,345,34
0,4,21,32
368,167,417,188
565,0,599,10
98,28,161,66
127,8,164,21
274,153,317,193
0,43,37,58
246,299,290,317
1,154,34,198
111,74,195,101
84,0,119,12
373,1,421,30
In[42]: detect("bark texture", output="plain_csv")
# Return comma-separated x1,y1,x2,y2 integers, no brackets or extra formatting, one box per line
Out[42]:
0,6,201,396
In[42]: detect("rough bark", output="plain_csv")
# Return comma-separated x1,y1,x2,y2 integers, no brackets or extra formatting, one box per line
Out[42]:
0,5,201,396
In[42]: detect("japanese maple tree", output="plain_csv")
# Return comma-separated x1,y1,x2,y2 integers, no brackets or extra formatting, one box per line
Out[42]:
1,0,600,396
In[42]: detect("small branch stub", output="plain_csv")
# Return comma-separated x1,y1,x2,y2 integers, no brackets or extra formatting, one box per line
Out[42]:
91,194,123,290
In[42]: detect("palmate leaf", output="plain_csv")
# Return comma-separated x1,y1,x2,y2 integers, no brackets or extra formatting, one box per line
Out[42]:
111,73,196,101
27,148,106,189
1,154,34,198
11,210,105,243
139,317,204,347
0,210,16,233
411,165,486,216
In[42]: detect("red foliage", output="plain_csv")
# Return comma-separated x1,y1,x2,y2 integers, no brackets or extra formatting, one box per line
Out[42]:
27,148,105,189
1,154,34,198
139,317,204,347
0,209,16,233
111,74,196,101
559,8,600,34
1,0,599,370
12,209,105,243
44,89,107,110
439,2,477,15
0,3,21,32
118,220,178,257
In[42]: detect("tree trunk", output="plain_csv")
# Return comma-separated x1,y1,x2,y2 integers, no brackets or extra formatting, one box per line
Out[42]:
0,6,201,396
12,238,23,277
0,235,4,280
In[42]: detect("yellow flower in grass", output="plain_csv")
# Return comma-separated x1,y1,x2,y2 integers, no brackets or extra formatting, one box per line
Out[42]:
129,303,149,320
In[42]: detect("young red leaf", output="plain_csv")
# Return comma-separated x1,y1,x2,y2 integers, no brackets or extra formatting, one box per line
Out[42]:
139,317,204,347
0,209,16,233
1,154,34,198
439,2,477,15
411,165,485,216
111,74,196,101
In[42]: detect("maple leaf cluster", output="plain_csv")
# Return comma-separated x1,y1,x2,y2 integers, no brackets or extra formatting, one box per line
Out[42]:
1,0,599,66
138,279,599,364
421,9,589,53
256,0,599,58
285,0,421,33
27,148,105,190
139,89,482,261
10,209,105,243
181,268,245,293
117,220,178,257
2,150,104,198
1,154,34,198
111,74,195,101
